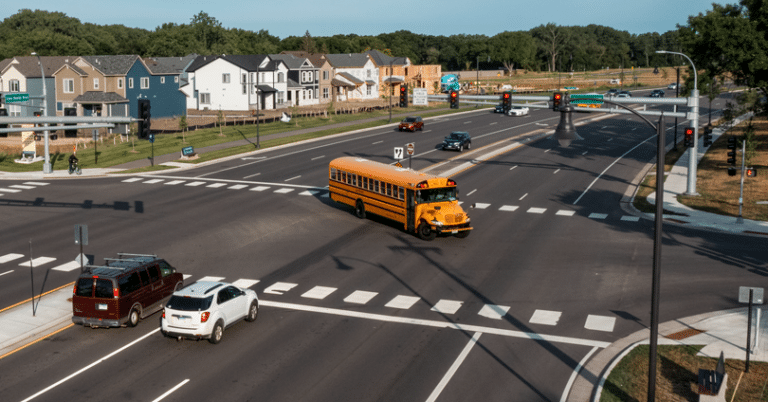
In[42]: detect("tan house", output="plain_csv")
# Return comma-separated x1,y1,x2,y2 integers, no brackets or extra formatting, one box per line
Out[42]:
53,55,136,118
281,51,334,103
365,50,442,95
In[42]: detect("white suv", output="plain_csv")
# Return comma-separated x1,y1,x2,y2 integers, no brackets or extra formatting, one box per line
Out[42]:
160,281,258,344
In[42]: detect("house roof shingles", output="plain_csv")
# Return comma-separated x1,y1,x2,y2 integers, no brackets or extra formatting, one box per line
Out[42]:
81,55,139,76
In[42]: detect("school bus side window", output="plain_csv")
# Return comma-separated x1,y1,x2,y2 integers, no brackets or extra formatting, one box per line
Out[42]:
386,183,392,196
330,168,337,181
398,186,404,199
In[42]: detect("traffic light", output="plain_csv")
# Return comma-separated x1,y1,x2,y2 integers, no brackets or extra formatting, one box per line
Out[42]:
703,127,713,147
138,99,151,139
502,92,511,111
0,108,7,138
746,167,757,177
727,136,737,176
553,92,563,111
449,91,458,109
64,108,77,137
684,126,694,148
399,85,408,108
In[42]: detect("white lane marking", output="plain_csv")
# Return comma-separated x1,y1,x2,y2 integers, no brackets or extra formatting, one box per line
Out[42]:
621,216,640,222
10,185,35,189
23,182,49,186
311,155,325,161
582,151,588,155
527,207,547,214
263,282,297,295
431,300,463,315
473,203,491,209
466,189,477,196
243,172,261,179
0,188,21,193
385,295,421,309
519,193,527,200
259,300,610,348
425,332,482,402
553,168,560,174
274,188,294,194
301,286,337,300
231,279,260,289
585,315,616,332
489,122,498,125
588,213,608,220
206,183,227,188
185,181,206,187
20,328,160,402
556,210,576,216
196,276,225,282
372,140,384,144
122,177,143,183
510,165,517,170
143,179,163,184
145,174,324,190
299,190,319,196
478,304,510,320
529,310,562,326
151,379,190,402
0,253,25,263
164,180,185,185
250,186,270,191
241,156,266,161
19,257,56,267
344,290,378,304
52,261,82,272
560,346,599,402
544,149,551,153
0,270,14,277
463,121,472,124
284,175,301,182
423,130,432,133
573,134,656,205
228,184,248,190
499,205,519,212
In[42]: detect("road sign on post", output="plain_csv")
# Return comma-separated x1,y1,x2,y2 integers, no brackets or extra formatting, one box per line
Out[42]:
5,93,30,103
394,147,403,160
406,143,414,155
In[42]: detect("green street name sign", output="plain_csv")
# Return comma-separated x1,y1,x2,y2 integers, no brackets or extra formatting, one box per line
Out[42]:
570,94,604,104
5,93,30,103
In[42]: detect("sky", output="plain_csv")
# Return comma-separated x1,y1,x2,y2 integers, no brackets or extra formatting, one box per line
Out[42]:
7,0,721,39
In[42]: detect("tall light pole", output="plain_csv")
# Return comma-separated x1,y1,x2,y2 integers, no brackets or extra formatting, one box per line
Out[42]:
657,50,699,195
31,52,51,174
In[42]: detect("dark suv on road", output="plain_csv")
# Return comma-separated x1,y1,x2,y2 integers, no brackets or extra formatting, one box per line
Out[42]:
650,89,665,97
442,131,472,152
72,253,183,328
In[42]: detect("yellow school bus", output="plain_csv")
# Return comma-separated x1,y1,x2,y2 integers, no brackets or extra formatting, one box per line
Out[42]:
329,157,472,240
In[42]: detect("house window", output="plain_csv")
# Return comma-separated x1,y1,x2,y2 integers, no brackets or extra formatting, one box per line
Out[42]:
302,90,306,100
277,92,284,104
174,76,179,83
93,78,99,89
367,69,371,78
117,78,123,89
141,77,149,89
366,84,372,96
200,93,210,104
323,88,329,99
160,77,165,84
278,72,284,83
242,73,246,83
63,79,74,93
9,79,20,92
128,78,134,88
308,90,313,100
323,70,329,80
222,73,230,83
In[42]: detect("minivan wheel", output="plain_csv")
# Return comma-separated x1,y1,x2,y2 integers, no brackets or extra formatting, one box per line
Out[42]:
245,301,259,322
127,308,140,327
209,321,224,344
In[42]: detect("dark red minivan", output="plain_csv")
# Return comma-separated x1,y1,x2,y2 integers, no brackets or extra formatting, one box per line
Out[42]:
72,253,183,328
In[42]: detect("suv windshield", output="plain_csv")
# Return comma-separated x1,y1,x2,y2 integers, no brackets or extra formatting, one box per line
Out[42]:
403,117,417,123
416,187,457,203
167,295,213,311
448,133,464,140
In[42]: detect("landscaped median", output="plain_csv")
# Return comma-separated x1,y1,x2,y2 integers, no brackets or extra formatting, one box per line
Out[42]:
0,104,469,174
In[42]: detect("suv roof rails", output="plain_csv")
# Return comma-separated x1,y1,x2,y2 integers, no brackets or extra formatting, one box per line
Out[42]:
85,265,129,272
116,253,157,259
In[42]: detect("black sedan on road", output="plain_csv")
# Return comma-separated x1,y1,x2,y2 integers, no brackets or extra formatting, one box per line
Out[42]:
650,89,665,97
442,131,471,152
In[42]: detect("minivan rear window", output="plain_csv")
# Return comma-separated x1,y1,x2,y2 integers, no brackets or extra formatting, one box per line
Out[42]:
76,278,93,297
167,295,213,311
94,279,114,299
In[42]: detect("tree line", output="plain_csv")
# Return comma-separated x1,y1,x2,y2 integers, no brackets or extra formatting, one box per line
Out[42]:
0,9,688,73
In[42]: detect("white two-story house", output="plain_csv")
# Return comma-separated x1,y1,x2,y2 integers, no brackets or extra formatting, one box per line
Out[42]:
324,53,380,101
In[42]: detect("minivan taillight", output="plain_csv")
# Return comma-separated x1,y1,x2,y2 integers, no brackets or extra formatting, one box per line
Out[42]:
113,288,119,298
201,312,210,323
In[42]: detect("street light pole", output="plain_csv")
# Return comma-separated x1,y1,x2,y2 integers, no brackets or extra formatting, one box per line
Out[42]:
656,50,699,195
32,52,51,174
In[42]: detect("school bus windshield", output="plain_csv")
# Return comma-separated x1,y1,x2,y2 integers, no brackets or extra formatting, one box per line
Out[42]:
416,187,457,204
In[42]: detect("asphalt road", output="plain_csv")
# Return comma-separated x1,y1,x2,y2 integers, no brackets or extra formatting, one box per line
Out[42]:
1,89,765,402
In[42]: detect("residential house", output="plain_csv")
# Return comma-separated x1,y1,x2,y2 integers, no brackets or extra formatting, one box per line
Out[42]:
128,56,189,119
324,53,380,101
143,54,197,117
0,56,69,117
68,55,136,119
280,51,334,103
269,53,319,106
365,50,442,95
186,54,289,112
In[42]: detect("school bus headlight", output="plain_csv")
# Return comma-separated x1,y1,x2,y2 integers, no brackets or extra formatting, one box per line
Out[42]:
431,220,443,226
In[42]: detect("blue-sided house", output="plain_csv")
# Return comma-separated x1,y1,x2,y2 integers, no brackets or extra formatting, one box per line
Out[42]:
125,57,187,119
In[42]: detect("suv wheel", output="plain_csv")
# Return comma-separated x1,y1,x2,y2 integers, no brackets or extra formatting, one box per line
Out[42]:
127,308,140,327
459,145,463,152
467,142,471,149
209,321,224,344
245,301,259,322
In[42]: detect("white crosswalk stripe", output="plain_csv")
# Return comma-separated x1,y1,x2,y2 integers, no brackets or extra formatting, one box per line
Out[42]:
274,188,294,194
0,253,25,263
527,207,547,214
52,261,84,272
23,182,49,186
301,286,337,299
122,177,143,182
621,216,640,222
228,184,248,190
18,256,56,267
299,190,320,196
185,181,206,187
165,180,185,185
385,295,420,309
588,213,608,219
143,179,164,184
344,290,378,304
499,205,518,212
556,210,576,216
585,315,616,332
478,304,510,320
529,309,562,326
473,203,491,209
231,279,260,289
0,188,22,193
207,183,227,188
431,300,463,315
197,276,225,282
10,185,35,190
250,186,270,191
